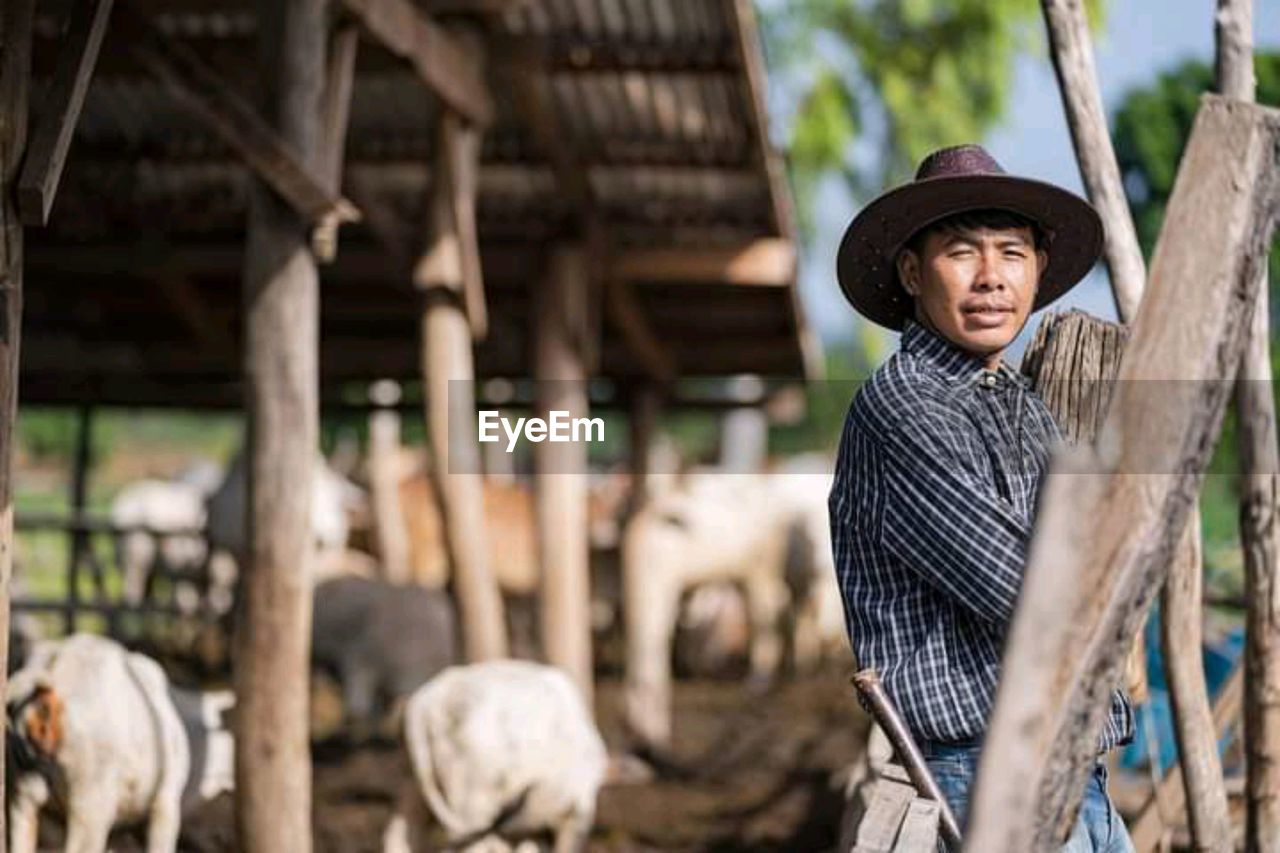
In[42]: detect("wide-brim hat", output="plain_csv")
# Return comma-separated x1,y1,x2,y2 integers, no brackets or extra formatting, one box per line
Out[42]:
836,144,1104,331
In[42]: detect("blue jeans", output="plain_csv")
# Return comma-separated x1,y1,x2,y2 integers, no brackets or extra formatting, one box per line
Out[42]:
923,742,1134,852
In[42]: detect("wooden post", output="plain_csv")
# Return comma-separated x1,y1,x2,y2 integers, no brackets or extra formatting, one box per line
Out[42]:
1040,0,1147,323
0,2,33,847
66,404,93,635
1215,3,1280,848
534,246,594,704
417,110,506,661
964,97,1280,853
628,383,660,510
1162,509,1232,852
232,3,323,851
368,380,411,583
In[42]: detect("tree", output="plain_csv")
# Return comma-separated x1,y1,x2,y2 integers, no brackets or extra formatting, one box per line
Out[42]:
1112,52,1280,285
761,0,1105,236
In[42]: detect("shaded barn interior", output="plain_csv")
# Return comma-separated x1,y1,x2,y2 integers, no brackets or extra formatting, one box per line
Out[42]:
22,0,819,410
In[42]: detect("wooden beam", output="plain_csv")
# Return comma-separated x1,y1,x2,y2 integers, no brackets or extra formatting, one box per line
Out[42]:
0,1,34,844
153,274,235,356
17,0,113,226
339,0,493,126
607,275,675,384
721,0,794,243
233,1,323,850
413,110,487,339
1130,664,1245,852
964,96,1280,852
1214,3,1280,849
534,244,594,703
1040,0,1148,322
417,115,507,662
119,5,359,229
312,22,359,262
614,239,796,286
1162,508,1232,852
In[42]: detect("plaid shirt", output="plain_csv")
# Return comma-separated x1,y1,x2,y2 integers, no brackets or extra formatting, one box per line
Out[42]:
829,319,1133,750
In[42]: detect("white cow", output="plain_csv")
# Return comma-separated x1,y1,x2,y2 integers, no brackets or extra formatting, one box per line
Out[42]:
622,470,792,747
205,450,365,559
384,661,607,853
767,455,849,670
111,479,210,609
7,634,234,853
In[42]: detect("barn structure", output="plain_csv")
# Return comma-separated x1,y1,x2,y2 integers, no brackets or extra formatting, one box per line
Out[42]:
1,0,817,849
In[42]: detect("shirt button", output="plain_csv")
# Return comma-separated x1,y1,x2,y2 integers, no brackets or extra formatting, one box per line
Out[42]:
983,374,998,388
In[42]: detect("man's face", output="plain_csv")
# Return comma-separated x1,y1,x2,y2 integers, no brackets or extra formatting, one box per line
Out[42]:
895,224,1046,366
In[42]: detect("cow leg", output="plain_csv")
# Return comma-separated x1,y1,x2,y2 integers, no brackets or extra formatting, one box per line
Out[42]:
145,792,182,853
64,789,115,853
552,811,592,853
744,570,786,689
341,655,381,733
9,774,48,853
624,571,680,747
383,778,432,853
791,591,822,673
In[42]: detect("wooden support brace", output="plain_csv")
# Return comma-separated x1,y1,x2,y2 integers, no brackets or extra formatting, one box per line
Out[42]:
414,111,487,340
607,275,676,384
17,0,113,226
340,0,493,126
312,22,359,262
119,5,360,229
1040,0,1148,322
615,239,796,287
964,96,1280,853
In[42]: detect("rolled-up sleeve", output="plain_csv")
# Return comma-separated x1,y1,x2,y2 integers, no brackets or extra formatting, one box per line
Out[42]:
877,407,1030,627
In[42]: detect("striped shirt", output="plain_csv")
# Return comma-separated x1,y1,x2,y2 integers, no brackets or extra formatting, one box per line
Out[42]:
829,319,1133,750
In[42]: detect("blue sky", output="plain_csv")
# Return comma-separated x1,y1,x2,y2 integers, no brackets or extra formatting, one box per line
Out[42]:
793,0,1280,359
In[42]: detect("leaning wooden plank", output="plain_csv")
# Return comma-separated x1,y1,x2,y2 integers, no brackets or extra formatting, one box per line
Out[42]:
119,6,358,228
1214,1,1280,847
17,0,113,226
340,0,492,126
1040,0,1146,322
963,96,1280,853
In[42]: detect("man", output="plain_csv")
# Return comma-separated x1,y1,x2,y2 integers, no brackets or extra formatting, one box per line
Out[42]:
829,144,1135,852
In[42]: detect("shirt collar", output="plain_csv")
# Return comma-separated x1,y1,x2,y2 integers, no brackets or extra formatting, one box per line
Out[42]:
901,319,1031,388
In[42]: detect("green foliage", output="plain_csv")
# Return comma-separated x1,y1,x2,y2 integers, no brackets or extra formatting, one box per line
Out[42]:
763,0,1106,237
1113,52,1280,281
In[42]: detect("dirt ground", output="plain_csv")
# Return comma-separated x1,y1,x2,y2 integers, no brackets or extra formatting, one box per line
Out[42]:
91,670,868,853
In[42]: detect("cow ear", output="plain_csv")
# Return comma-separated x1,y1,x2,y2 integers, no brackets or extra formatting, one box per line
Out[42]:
26,685,64,756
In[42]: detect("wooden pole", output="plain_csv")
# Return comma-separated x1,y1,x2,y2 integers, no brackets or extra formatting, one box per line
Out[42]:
66,404,93,635
964,97,1280,853
232,3,323,850
417,111,506,661
0,2,33,848
1131,664,1245,851
1161,510,1232,852
628,383,659,511
1214,3,1280,848
534,245,594,704
367,380,411,583
1039,0,1147,323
